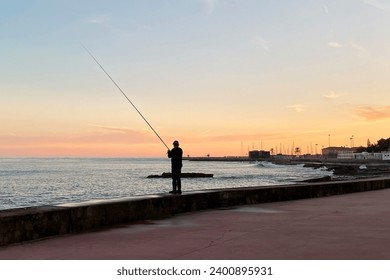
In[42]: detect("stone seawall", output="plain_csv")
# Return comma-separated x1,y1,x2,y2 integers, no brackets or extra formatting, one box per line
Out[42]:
1,177,390,247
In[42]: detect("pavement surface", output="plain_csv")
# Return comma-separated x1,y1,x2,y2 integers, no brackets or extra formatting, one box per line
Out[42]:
1,188,390,260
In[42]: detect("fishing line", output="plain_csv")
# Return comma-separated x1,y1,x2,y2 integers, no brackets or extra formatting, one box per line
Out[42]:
81,43,170,150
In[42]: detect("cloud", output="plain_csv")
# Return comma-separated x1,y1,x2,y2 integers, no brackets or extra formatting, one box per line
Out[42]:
0,126,154,147
87,15,111,24
201,131,293,142
354,105,390,121
88,124,142,134
363,0,390,12
202,0,219,16
85,124,158,142
323,4,329,14
288,104,306,113
88,19,104,24
323,91,340,100
253,36,270,52
328,42,342,48
351,41,370,60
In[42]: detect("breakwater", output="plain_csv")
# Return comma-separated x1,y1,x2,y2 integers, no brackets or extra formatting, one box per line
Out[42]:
1,177,390,247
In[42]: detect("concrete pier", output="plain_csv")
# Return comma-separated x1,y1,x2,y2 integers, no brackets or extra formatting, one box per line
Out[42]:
1,177,390,247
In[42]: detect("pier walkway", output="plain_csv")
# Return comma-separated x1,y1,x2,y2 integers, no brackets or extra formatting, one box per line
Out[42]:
1,187,390,259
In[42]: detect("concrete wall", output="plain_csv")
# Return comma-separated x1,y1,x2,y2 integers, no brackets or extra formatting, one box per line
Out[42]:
1,177,390,247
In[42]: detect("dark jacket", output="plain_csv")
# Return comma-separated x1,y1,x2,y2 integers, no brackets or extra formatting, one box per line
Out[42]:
168,147,183,168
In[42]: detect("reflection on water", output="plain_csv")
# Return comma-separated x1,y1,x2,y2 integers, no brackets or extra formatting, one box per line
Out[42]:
0,158,332,210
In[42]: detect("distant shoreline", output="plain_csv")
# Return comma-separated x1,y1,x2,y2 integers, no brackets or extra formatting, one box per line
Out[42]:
186,156,390,180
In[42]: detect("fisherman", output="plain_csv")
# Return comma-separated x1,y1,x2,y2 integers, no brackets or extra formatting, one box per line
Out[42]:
167,140,183,194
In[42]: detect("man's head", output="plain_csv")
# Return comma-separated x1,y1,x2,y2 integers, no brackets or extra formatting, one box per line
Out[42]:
173,140,179,147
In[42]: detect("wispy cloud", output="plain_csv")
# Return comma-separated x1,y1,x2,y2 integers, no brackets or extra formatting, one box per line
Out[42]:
323,91,340,100
202,0,219,16
253,36,270,52
328,42,342,48
323,4,329,14
354,105,390,121
87,15,111,25
351,41,370,60
88,124,142,134
288,104,306,113
201,131,293,142
363,0,390,12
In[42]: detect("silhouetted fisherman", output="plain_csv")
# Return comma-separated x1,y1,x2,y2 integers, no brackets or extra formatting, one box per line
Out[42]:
167,140,183,194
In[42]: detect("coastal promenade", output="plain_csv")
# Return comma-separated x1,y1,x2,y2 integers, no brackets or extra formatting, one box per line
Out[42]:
1,178,390,259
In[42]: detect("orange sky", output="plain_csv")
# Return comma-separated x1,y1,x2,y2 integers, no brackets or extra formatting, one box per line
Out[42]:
1,1,390,157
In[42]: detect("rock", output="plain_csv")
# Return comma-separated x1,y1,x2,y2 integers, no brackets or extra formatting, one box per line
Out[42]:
147,172,214,178
300,175,332,183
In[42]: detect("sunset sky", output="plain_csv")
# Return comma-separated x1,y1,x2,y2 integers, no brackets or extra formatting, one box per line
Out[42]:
1,0,390,157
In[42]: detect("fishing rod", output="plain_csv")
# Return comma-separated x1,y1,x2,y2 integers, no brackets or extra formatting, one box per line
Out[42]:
82,43,170,150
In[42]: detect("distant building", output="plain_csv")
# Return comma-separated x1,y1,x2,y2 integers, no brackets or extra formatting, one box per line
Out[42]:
323,146,390,161
337,150,355,159
353,151,390,161
382,151,390,161
322,147,356,158
353,152,382,160
249,150,271,159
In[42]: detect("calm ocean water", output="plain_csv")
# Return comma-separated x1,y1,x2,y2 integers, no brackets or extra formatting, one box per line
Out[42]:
0,158,332,210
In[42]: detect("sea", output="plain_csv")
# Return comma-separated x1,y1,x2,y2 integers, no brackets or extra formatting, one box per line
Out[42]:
0,157,333,210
